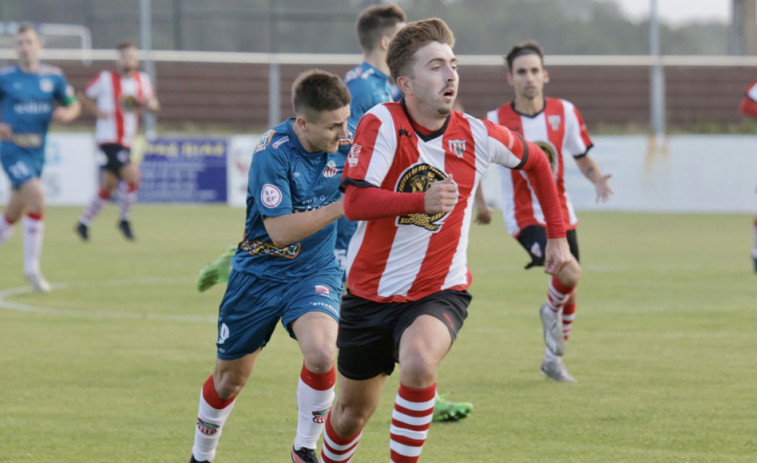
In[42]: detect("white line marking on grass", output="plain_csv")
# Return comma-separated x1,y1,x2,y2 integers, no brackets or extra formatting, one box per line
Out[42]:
0,277,216,323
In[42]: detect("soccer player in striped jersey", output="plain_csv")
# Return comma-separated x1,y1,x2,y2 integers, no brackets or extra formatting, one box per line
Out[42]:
321,19,570,463
738,79,757,272
75,41,160,242
0,24,80,292
486,41,613,382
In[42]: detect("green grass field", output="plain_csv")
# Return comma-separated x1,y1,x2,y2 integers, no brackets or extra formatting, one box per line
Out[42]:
0,206,754,462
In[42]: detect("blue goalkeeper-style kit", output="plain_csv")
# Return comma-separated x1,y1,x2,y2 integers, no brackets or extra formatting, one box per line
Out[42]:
0,64,76,188
216,118,349,359
333,62,394,268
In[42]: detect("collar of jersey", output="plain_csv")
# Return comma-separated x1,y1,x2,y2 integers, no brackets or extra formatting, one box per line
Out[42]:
400,99,450,142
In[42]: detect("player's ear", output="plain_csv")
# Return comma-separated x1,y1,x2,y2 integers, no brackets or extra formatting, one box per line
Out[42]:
506,72,514,86
396,75,411,96
543,69,550,84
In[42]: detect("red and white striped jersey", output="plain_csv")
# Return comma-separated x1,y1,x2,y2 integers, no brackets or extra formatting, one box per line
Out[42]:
84,70,156,148
343,102,542,303
487,98,593,236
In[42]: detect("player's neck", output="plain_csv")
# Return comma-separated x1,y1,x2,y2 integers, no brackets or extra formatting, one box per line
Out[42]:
19,59,39,73
405,100,447,132
364,51,390,76
513,96,544,116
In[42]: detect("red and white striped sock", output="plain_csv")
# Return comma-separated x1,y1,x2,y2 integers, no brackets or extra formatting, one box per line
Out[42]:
322,411,362,463
562,300,577,341
191,375,237,463
80,189,110,225
545,277,575,314
389,383,436,463
22,213,44,274
294,364,336,451
118,181,138,221
0,213,15,245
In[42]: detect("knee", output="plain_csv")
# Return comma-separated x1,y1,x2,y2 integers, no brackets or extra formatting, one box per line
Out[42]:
302,343,337,374
331,402,372,437
399,353,437,386
559,260,581,287
213,371,248,399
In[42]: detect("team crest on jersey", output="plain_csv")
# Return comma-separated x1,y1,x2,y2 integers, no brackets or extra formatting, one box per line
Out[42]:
261,184,282,208
347,144,361,167
396,163,448,232
448,139,466,158
535,141,558,175
548,115,561,132
323,160,339,178
39,78,53,93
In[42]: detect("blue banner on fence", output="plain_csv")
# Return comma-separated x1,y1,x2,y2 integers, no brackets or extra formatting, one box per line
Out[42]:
139,137,228,203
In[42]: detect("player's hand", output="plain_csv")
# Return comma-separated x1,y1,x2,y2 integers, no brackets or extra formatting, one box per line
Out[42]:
595,173,614,203
544,237,571,276
424,176,458,214
474,204,493,225
0,123,13,140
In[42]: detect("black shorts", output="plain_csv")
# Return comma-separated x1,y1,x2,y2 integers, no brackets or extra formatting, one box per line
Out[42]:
99,143,132,175
337,289,471,380
516,225,579,269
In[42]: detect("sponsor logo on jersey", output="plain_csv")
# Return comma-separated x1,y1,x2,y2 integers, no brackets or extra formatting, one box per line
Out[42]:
39,78,53,93
548,115,561,132
197,418,220,436
261,184,283,208
13,101,52,114
272,136,289,149
448,139,466,158
312,407,331,423
315,285,331,296
120,95,139,111
241,239,301,260
255,130,275,153
396,163,448,232
323,160,339,178
534,141,558,175
347,144,361,167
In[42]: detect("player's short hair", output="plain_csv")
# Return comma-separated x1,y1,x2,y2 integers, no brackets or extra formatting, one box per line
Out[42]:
16,23,38,36
356,4,406,54
291,69,351,118
505,41,545,72
387,18,455,82
117,40,137,52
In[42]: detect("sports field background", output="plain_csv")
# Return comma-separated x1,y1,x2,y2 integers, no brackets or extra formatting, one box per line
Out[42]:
0,205,754,462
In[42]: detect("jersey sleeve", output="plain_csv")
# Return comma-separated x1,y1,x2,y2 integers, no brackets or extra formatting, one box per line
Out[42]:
84,71,104,99
342,106,398,190
564,102,593,158
249,148,293,219
482,119,529,169
140,72,156,98
54,73,77,106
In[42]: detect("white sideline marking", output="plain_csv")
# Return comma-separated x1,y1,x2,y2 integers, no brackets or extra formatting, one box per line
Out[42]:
0,277,216,323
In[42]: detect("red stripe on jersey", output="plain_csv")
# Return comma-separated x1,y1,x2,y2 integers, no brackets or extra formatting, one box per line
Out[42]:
83,73,101,93
110,71,125,146
544,100,572,225
406,112,474,300
571,103,593,149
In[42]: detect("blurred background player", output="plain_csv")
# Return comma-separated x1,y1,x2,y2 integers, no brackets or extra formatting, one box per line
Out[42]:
738,79,757,272
187,69,350,463
0,23,80,292
195,3,473,423
322,19,570,463
75,40,160,242
486,41,613,382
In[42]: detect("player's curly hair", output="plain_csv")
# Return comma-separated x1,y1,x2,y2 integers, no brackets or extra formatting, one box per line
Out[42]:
505,41,545,72
387,17,455,82
356,4,406,54
291,69,351,118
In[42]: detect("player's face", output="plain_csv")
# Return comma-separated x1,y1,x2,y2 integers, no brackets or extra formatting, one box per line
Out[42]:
508,54,546,101
15,29,42,65
405,41,458,118
303,105,351,153
118,47,140,75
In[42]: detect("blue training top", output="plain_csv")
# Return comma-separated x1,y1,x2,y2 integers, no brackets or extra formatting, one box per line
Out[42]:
0,64,75,154
233,118,350,280
343,61,393,134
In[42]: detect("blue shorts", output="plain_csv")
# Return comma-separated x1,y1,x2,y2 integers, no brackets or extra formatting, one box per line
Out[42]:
0,148,44,189
215,268,343,360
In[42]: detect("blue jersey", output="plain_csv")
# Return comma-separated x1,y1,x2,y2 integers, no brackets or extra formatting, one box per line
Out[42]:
343,61,393,134
0,64,75,155
233,118,349,280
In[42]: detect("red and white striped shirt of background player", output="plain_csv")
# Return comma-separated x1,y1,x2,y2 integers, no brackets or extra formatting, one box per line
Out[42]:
83,70,156,148
486,97,593,237
740,79,757,118
341,102,565,303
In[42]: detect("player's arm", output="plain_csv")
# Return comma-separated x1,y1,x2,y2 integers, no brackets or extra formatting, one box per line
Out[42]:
52,85,80,123
473,182,492,225
263,199,344,248
140,75,161,113
574,155,613,203
76,90,107,119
